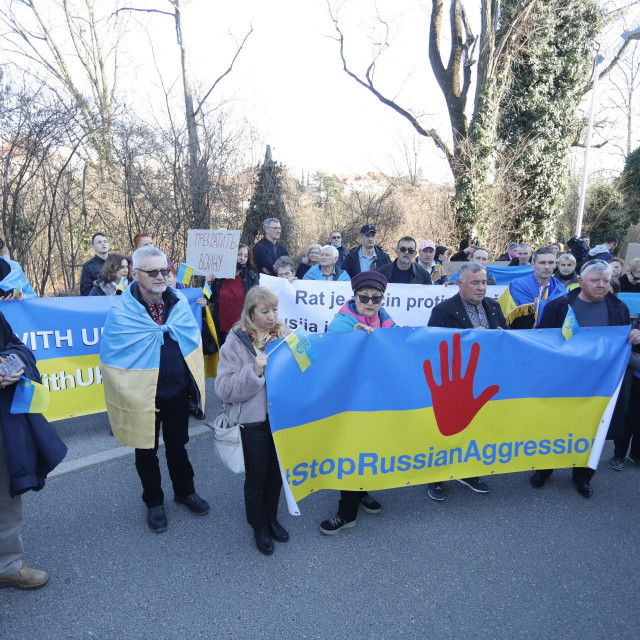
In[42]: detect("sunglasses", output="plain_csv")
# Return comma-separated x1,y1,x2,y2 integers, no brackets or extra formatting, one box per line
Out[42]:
357,293,383,304
137,268,171,277
398,247,416,254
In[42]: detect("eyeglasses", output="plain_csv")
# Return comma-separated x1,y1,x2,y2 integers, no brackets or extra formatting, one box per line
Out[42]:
331,235,341,239
629,271,640,281
398,247,416,254
137,268,171,277
357,293,383,304
267,226,281,231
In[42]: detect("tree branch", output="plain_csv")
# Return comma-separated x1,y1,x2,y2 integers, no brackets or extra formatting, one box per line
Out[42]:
112,7,174,19
328,0,453,165
194,25,253,117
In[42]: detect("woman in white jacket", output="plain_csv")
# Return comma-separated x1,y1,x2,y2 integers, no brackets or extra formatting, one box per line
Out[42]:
215,286,290,555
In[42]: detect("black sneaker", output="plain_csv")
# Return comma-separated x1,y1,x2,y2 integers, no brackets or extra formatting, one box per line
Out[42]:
174,492,210,515
427,483,444,501
627,454,640,466
359,494,382,514
456,477,490,493
319,515,356,536
147,505,168,533
609,456,624,471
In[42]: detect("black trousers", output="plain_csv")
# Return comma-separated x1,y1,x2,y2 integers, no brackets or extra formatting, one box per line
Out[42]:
240,418,282,530
614,376,640,460
135,392,195,508
536,467,595,484
337,490,366,523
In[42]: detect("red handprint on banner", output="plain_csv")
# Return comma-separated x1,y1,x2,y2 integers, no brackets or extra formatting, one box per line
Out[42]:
423,332,499,437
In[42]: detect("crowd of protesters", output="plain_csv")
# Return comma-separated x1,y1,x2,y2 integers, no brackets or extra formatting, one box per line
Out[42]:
1,219,639,585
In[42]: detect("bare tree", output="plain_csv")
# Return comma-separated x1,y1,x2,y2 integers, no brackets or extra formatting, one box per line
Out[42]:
0,0,124,170
115,0,253,228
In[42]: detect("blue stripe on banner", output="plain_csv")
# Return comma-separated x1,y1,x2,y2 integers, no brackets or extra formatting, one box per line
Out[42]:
0,288,203,360
265,325,630,432
449,265,534,284
619,293,640,316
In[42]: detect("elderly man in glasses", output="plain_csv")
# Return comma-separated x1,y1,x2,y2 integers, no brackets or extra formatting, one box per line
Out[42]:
100,246,209,533
377,236,432,284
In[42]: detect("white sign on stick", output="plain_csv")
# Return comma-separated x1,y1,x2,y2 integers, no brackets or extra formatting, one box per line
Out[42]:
185,229,240,279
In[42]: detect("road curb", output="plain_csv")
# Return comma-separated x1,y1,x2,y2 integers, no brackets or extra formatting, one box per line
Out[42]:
49,424,213,480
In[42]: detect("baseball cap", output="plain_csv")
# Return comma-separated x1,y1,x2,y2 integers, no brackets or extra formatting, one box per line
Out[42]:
360,224,376,235
420,240,436,250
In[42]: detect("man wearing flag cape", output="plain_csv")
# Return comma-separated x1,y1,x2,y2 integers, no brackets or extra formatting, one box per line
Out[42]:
534,259,640,497
499,247,566,329
100,246,209,533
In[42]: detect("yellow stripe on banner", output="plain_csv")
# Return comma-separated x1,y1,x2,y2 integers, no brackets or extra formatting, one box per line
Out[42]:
37,354,106,422
273,396,611,501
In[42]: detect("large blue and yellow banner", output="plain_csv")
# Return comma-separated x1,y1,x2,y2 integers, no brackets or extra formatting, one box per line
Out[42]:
0,290,203,422
266,326,630,505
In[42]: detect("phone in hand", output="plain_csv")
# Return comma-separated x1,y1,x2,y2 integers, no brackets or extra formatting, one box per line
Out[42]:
0,353,25,377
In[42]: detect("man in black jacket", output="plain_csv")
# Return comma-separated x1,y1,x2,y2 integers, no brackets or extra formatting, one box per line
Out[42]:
377,237,431,284
342,224,391,277
0,311,67,590
80,233,110,295
426,262,506,501
532,259,640,498
253,218,288,276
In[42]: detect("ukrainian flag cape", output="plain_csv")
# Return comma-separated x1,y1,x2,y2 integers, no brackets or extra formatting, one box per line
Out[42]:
100,284,205,448
499,273,566,327
0,257,36,297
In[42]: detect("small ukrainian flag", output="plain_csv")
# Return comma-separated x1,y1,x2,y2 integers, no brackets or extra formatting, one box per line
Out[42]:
202,282,212,299
12,288,22,299
117,277,127,292
176,263,195,285
284,327,318,372
562,306,580,341
10,376,50,414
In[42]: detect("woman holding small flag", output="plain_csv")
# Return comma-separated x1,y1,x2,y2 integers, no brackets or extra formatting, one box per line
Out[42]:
88,254,130,296
320,271,396,535
215,286,291,556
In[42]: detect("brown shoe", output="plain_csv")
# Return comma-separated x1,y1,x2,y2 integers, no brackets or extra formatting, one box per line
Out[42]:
0,564,50,590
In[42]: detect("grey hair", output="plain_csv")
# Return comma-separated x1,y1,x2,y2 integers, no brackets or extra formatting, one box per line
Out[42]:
273,256,295,272
263,217,280,230
518,243,532,250
458,262,487,283
132,246,167,269
321,245,338,258
580,260,612,279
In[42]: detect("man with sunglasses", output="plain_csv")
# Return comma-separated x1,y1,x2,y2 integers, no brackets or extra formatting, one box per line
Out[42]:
329,230,349,269
342,224,391,278
101,247,209,533
377,237,431,284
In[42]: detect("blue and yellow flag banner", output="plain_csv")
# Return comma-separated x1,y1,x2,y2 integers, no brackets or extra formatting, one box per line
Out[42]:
282,327,318,372
449,264,533,284
116,277,127,292
177,263,195,285
561,307,580,340
0,289,204,422
202,282,212,299
265,326,630,504
10,375,50,414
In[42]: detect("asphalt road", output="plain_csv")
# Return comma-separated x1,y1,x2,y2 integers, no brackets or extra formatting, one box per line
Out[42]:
1,386,639,639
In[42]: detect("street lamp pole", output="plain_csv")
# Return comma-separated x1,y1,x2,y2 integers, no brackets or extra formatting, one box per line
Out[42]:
575,27,640,237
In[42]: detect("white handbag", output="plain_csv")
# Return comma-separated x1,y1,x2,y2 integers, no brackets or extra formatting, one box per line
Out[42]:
208,403,245,474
